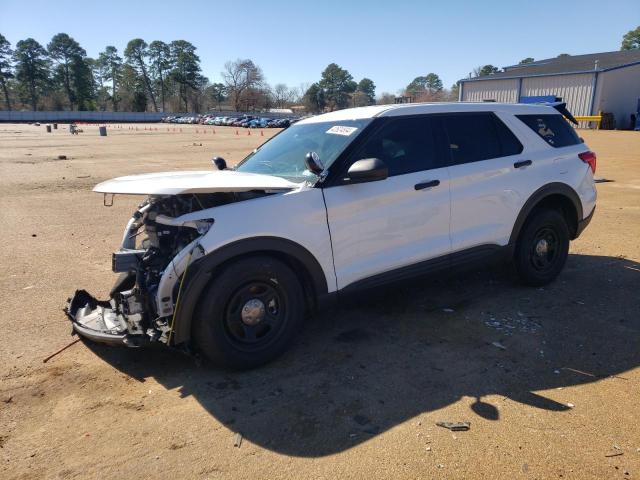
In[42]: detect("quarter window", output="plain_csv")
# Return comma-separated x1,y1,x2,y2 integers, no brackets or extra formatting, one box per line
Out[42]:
516,114,581,148
353,116,440,176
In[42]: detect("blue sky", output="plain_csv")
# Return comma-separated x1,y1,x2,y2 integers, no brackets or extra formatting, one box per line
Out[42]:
1,0,638,95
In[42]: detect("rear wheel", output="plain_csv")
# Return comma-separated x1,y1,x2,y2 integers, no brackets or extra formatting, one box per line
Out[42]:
193,256,305,369
514,208,570,286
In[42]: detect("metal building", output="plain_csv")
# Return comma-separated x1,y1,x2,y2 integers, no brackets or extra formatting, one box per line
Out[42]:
459,50,640,129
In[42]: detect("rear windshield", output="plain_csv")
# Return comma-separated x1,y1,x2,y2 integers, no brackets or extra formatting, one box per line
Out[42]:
516,114,582,148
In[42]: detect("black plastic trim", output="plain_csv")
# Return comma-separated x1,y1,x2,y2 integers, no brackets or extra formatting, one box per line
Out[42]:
339,245,506,295
508,182,583,248
171,237,330,345
575,206,595,238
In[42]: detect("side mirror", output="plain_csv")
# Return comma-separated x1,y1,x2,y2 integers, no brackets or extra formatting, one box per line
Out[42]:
305,151,324,175
212,157,227,170
345,158,388,184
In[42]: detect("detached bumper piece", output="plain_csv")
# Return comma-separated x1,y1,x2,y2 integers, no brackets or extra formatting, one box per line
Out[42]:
65,290,146,347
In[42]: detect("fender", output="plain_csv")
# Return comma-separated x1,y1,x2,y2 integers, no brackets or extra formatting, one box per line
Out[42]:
508,182,583,249
170,236,329,345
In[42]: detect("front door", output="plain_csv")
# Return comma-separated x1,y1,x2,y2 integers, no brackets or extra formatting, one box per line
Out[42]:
323,115,451,290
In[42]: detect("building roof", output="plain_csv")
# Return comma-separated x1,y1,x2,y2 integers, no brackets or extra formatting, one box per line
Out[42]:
462,49,640,82
297,102,558,124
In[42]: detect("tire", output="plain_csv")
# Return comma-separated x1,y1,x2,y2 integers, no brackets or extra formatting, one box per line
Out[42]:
514,208,570,287
193,256,305,369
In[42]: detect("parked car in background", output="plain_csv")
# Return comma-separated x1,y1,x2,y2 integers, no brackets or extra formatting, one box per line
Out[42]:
161,113,300,128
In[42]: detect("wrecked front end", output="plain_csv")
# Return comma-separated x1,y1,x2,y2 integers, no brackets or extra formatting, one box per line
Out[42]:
65,194,214,348
65,170,300,349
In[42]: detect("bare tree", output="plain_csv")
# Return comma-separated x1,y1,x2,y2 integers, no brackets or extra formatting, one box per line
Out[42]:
221,59,264,111
291,82,310,104
377,92,396,105
272,83,293,108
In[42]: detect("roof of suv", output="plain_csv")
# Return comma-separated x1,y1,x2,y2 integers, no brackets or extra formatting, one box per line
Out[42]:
297,102,559,124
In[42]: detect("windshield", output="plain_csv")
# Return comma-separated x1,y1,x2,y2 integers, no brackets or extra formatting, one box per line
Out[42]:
235,119,371,181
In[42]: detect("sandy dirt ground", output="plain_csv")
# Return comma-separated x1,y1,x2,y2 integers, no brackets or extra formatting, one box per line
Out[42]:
0,123,639,480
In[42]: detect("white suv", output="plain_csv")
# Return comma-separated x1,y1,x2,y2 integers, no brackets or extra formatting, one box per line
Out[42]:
67,102,597,368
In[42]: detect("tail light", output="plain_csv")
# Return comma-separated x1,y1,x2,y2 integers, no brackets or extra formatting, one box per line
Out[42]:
579,151,596,174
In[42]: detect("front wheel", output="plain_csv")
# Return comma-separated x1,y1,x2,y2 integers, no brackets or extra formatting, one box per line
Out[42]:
514,208,570,286
193,256,305,369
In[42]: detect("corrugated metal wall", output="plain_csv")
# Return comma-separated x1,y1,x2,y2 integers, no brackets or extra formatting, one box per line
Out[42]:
594,64,640,129
521,73,594,117
462,78,519,102
461,72,597,127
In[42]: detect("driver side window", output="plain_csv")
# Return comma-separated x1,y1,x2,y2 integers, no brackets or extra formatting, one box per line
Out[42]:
355,116,440,176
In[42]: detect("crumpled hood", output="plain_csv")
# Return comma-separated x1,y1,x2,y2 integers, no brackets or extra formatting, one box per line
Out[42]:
93,170,301,195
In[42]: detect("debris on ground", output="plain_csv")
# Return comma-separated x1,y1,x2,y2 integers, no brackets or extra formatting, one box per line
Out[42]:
442,308,455,313
605,452,624,458
483,313,541,335
566,402,575,408
436,421,470,431
57,155,67,160
233,432,243,448
42,338,82,363
491,341,507,350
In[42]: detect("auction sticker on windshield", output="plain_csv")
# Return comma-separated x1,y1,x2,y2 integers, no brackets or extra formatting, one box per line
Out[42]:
326,125,358,136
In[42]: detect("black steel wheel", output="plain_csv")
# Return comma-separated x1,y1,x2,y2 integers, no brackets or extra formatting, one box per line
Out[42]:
223,281,287,349
193,256,305,369
514,208,570,286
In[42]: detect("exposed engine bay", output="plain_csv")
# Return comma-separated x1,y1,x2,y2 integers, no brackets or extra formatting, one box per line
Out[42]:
65,191,269,347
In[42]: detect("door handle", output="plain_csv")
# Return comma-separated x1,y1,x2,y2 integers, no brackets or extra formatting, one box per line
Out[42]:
514,160,532,169
414,180,440,190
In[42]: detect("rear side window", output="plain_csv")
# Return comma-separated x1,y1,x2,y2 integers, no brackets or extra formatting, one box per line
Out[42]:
354,116,441,176
442,113,523,166
516,114,581,148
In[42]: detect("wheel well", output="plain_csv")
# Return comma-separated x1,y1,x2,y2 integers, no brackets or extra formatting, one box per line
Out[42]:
205,250,319,313
171,236,329,345
526,194,579,239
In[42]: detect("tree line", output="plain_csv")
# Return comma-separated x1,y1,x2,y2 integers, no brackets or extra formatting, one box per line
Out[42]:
1,26,637,114
0,33,306,113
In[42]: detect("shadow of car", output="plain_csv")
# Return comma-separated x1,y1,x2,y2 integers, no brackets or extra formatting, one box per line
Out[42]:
83,253,640,457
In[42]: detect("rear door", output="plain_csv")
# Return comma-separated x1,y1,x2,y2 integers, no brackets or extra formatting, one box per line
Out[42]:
323,115,451,290
442,112,532,252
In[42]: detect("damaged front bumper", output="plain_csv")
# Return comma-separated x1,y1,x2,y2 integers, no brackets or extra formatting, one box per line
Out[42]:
65,196,209,349
65,289,149,347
